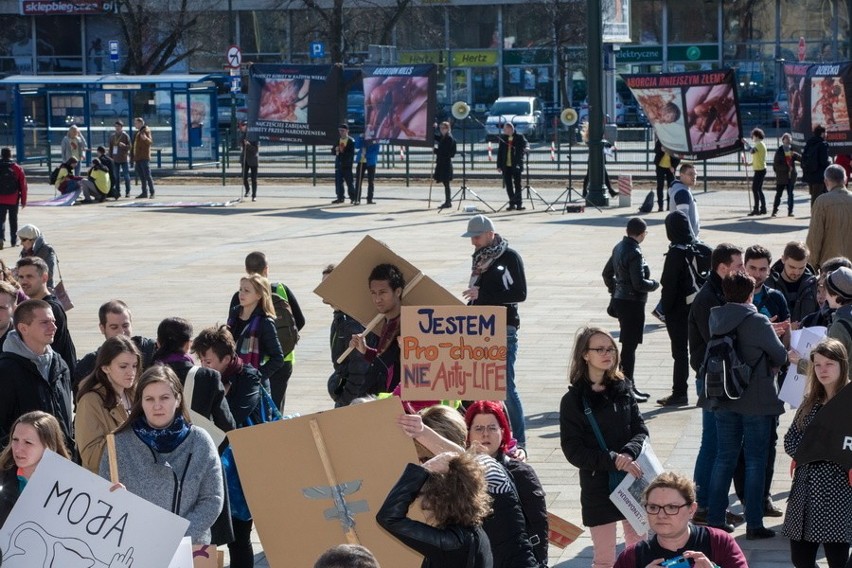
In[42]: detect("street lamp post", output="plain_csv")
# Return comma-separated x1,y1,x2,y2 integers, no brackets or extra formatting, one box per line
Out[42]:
586,0,608,206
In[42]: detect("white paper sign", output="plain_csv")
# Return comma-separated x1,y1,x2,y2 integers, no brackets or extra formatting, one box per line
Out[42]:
0,450,189,568
781,326,828,408
169,537,194,567
609,441,665,535
780,366,807,408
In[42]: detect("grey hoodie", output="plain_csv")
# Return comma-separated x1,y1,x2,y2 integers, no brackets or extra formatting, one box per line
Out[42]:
2,330,54,381
708,302,788,416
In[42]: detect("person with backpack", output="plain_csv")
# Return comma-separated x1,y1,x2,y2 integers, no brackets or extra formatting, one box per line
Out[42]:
801,124,831,205
0,147,27,250
560,326,649,567
603,217,660,402
54,157,82,195
704,272,787,539
228,251,305,410
227,274,285,392
806,164,852,269
657,211,705,407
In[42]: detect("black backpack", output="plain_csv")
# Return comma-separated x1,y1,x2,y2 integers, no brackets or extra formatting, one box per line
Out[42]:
683,242,713,303
270,282,300,356
801,141,819,175
638,191,654,213
699,314,759,401
0,163,19,195
49,166,61,185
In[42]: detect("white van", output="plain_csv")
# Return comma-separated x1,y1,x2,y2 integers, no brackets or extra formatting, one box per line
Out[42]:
484,96,544,141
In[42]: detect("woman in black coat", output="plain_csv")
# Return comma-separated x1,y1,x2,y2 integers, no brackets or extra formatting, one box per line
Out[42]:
434,121,457,209
560,326,649,568
377,452,493,568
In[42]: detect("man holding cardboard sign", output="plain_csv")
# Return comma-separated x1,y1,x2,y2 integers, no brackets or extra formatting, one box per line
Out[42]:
461,215,528,451
350,264,405,396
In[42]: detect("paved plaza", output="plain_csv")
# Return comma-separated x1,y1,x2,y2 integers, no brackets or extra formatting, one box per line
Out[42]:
12,178,825,566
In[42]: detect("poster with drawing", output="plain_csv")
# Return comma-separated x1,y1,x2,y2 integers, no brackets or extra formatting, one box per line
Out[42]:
401,305,507,401
0,450,189,568
602,0,631,43
362,64,437,146
785,61,852,153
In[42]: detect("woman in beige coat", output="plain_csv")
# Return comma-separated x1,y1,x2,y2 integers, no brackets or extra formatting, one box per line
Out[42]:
74,335,141,472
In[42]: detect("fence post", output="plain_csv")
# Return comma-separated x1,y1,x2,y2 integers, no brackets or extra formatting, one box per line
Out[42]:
304,145,309,168
312,145,317,186
221,136,226,186
645,127,651,171
556,126,561,171
703,159,708,193
469,139,474,171
405,146,410,187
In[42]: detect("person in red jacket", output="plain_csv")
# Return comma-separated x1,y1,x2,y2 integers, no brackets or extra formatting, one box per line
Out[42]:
0,147,28,251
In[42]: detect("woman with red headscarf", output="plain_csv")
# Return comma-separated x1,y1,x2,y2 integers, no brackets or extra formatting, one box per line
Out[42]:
465,401,549,567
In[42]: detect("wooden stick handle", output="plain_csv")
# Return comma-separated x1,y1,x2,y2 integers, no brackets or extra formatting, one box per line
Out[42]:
334,272,426,365
106,434,119,485
310,419,359,545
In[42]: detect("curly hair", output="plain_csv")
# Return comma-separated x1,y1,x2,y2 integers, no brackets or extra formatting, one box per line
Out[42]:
642,471,696,505
568,327,624,386
420,453,492,528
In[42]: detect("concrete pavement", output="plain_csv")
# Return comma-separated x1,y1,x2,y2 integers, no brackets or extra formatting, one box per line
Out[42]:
12,179,825,566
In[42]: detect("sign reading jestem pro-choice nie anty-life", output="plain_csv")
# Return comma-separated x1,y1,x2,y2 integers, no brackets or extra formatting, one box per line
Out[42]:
401,306,507,401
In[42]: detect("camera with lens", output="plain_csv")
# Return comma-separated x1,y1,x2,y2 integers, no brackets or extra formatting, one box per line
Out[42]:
661,556,692,567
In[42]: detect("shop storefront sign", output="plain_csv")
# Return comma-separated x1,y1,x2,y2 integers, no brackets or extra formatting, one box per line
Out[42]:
450,50,498,67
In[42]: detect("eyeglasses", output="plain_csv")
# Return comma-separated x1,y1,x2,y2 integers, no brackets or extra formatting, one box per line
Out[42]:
587,347,617,355
645,503,690,515
471,425,501,434
19,237,33,242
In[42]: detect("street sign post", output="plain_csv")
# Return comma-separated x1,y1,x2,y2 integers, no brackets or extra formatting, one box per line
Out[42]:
109,40,119,73
310,41,326,59
231,76,241,94
226,45,242,69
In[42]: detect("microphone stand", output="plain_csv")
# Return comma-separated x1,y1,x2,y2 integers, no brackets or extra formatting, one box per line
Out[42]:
442,114,496,214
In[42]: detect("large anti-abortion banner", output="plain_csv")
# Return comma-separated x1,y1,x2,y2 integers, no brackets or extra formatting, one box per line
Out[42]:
362,64,436,146
0,450,189,567
785,61,852,152
229,397,424,568
247,63,342,144
401,305,507,401
625,69,743,159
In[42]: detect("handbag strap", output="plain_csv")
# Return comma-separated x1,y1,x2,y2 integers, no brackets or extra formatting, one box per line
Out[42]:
582,397,610,453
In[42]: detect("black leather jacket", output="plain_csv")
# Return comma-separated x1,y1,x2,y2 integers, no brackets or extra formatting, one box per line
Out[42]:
602,236,659,302
377,463,493,568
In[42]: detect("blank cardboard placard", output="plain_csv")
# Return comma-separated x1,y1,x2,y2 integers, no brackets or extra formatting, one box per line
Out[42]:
401,305,507,401
313,235,463,328
0,450,189,568
228,397,423,568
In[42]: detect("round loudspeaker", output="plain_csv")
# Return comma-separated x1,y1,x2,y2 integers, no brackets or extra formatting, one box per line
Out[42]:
560,107,578,126
451,101,470,120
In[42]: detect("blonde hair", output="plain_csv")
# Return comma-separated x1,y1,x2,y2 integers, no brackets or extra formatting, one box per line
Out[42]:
241,274,276,319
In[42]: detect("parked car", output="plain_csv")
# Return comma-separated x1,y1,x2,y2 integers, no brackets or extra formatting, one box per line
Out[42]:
771,91,789,126
217,94,248,128
346,90,365,134
484,96,544,141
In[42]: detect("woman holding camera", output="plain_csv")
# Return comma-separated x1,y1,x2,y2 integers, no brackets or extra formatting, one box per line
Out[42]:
614,472,746,568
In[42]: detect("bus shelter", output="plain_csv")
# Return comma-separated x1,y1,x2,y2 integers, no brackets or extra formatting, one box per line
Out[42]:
0,74,221,169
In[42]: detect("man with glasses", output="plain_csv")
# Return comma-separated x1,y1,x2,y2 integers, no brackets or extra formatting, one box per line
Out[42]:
603,217,659,402
668,163,700,238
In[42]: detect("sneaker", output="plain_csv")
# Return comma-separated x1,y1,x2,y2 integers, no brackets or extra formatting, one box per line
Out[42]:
746,527,775,540
651,308,666,323
764,498,783,517
251,197,256,202
656,394,688,407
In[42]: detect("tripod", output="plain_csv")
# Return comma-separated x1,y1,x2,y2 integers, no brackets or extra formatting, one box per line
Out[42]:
547,128,601,213
521,157,552,210
440,117,496,214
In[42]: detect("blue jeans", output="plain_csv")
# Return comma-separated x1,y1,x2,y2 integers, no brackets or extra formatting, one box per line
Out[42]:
693,406,717,508
135,160,154,195
707,410,773,528
113,161,131,195
505,326,526,447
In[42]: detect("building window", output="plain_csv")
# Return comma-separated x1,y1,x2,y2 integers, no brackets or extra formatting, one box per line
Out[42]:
448,6,497,49
36,16,83,73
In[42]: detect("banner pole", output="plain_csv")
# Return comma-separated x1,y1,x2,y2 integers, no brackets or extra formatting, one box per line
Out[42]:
106,434,119,485
310,419,360,545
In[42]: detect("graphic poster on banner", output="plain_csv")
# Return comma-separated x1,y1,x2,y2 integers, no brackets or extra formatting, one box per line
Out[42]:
228,397,424,568
625,70,743,159
785,61,852,152
0,450,189,568
175,94,214,160
248,63,342,144
401,305,507,401
602,0,631,43
362,64,437,146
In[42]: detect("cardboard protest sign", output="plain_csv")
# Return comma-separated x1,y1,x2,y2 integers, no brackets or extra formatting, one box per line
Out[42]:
313,235,463,329
228,397,424,568
609,441,664,535
362,64,437,146
401,305,507,401
625,69,743,159
247,63,343,144
547,512,584,549
0,450,189,568
795,383,852,469
786,61,852,152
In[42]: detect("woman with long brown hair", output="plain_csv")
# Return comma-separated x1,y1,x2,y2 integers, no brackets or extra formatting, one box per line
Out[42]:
75,335,141,472
783,339,852,567
560,326,649,568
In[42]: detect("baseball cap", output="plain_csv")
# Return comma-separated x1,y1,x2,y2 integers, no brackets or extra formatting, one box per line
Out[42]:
461,215,495,237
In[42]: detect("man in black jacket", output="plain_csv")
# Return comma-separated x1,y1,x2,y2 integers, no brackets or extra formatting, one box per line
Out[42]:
496,123,528,211
15,257,76,376
332,124,356,204
0,299,74,453
687,242,743,525
462,215,529,450
801,124,831,205
766,241,819,328
73,299,157,392
602,217,659,401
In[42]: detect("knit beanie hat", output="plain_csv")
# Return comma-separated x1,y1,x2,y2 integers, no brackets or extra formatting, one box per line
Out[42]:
826,267,852,301
16,224,41,240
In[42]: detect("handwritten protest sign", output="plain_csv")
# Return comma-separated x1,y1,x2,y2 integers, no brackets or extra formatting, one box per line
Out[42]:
401,305,507,401
0,450,188,568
